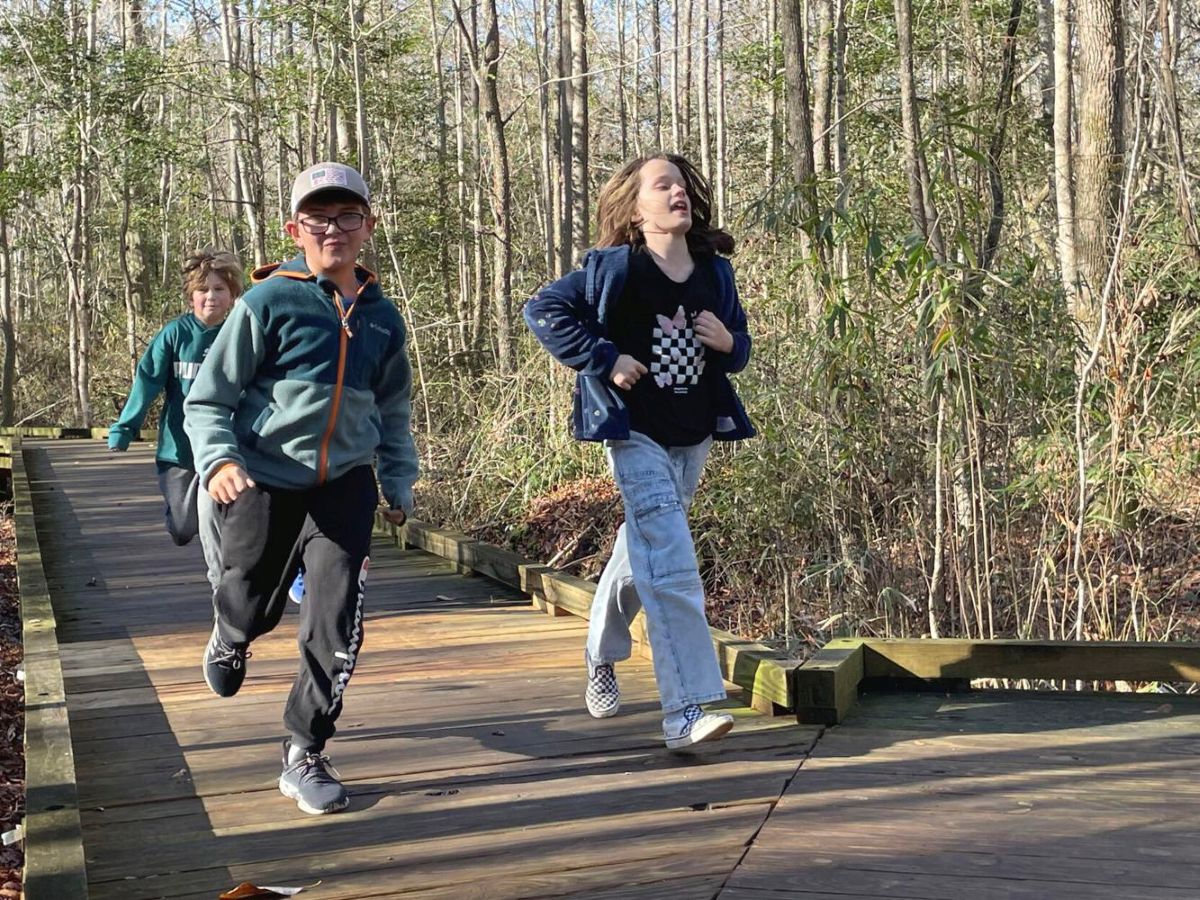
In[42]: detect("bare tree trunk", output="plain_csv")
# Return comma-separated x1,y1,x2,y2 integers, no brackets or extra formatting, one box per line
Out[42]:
429,0,455,334
350,0,369,182
219,0,247,259
454,28,472,353
557,0,574,273
1054,0,1080,300
119,185,138,381
670,0,681,148
1157,0,1200,262
698,0,711,179
765,0,779,190
632,0,642,156
470,5,486,349
479,0,514,371
535,0,556,275
682,0,693,149
715,0,727,222
241,2,267,265
779,0,825,321
617,0,629,159
980,0,1024,272
895,0,946,260
812,0,834,175
1075,0,1124,338
833,0,849,278
570,0,590,255
0,134,15,424
652,0,664,149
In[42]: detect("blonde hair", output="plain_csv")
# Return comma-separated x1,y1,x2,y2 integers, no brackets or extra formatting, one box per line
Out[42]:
594,153,735,255
182,248,244,300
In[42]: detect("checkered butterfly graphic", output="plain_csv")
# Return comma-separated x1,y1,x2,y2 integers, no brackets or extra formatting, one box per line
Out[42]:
651,305,705,390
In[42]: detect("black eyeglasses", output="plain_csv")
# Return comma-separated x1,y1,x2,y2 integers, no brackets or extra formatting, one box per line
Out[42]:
298,212,367,234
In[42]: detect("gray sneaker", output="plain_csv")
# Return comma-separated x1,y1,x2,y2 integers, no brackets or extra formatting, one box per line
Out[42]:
202,622,250,697
278,740,350,815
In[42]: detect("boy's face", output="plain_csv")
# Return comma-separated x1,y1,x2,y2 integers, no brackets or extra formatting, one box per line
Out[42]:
285,195,376,277
192,272,236,326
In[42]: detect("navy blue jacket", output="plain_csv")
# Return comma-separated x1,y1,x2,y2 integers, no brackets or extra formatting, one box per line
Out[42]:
524,245,755,442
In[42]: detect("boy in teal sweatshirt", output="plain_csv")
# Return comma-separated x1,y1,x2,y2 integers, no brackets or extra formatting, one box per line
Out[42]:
109,249,243,545
184,162,417,816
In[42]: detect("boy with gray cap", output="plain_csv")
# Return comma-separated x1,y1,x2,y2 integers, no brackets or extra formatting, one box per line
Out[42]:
185,162,417,815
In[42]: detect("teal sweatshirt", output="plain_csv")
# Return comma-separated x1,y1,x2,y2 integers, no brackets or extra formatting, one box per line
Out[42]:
183,255,418,512
108,312,223,470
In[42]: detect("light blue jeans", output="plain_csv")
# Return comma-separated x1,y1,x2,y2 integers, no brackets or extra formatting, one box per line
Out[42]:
588,431,727,713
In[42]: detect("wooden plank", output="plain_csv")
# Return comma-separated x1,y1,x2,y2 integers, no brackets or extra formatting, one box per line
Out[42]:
792,638,865,724
462,541,529,587
14,444,88,899
86,801,771,900
709,625,795,711
860,637,1200,683
25,439,815,899
376,510,799,713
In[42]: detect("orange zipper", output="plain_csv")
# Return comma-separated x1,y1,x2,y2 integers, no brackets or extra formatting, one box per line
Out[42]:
316,290,361,484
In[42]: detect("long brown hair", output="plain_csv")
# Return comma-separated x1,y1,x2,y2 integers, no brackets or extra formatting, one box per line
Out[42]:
182,248,244,301
594,153,735,255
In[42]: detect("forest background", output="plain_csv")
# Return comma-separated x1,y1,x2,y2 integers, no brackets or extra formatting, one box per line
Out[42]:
1,0,1198,653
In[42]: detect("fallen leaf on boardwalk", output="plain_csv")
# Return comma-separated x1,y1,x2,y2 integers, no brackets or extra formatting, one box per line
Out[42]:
218,881,320,899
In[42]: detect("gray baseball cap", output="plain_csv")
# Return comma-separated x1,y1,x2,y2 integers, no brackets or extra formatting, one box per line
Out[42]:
289,162,370,215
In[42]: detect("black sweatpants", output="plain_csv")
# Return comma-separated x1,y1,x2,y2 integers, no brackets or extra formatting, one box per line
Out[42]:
212,465,377,751
157,465,200,546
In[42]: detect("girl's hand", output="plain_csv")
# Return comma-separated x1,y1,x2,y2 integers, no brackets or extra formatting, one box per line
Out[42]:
694,311,734,353
611,354,648,390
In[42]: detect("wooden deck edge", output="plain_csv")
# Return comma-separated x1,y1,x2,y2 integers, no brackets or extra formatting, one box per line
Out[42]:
0,427,151,471
790,636,1200,726
858,637,1200,683
13,441,89,899
374,516,798,713
792,638,866,725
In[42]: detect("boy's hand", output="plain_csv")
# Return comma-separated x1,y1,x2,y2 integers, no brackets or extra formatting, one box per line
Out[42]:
610,354,648,390
694,311,734,353
208,464,256,504
381,508,407,526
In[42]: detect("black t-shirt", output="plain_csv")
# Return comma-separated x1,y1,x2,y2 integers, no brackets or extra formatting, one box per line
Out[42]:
607,248,720,447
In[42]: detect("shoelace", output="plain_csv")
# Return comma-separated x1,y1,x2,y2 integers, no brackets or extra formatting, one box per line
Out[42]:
212,639,251,670
288,751,342,786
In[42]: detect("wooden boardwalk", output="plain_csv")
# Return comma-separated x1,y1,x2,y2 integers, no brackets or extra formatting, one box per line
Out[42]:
19,438,1200,899
22,440,813,899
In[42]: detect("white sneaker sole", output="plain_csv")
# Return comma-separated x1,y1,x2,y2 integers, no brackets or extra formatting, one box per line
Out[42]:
279,777,350,815
201,624,222,696
665,714,734,750
586,699,621,719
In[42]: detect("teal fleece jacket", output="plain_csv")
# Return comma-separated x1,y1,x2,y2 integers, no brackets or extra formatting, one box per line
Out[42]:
183,255,418,512
108,312,223,469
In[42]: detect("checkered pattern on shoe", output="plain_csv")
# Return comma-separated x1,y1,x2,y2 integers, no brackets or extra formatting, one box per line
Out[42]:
585,657,621,719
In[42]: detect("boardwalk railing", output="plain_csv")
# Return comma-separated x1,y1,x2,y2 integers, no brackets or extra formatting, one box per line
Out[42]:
795,636,1200,724
11,435,89,900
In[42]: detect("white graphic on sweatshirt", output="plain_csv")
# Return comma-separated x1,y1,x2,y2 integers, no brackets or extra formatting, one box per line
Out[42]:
650,305,705,392
174,361,203,380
